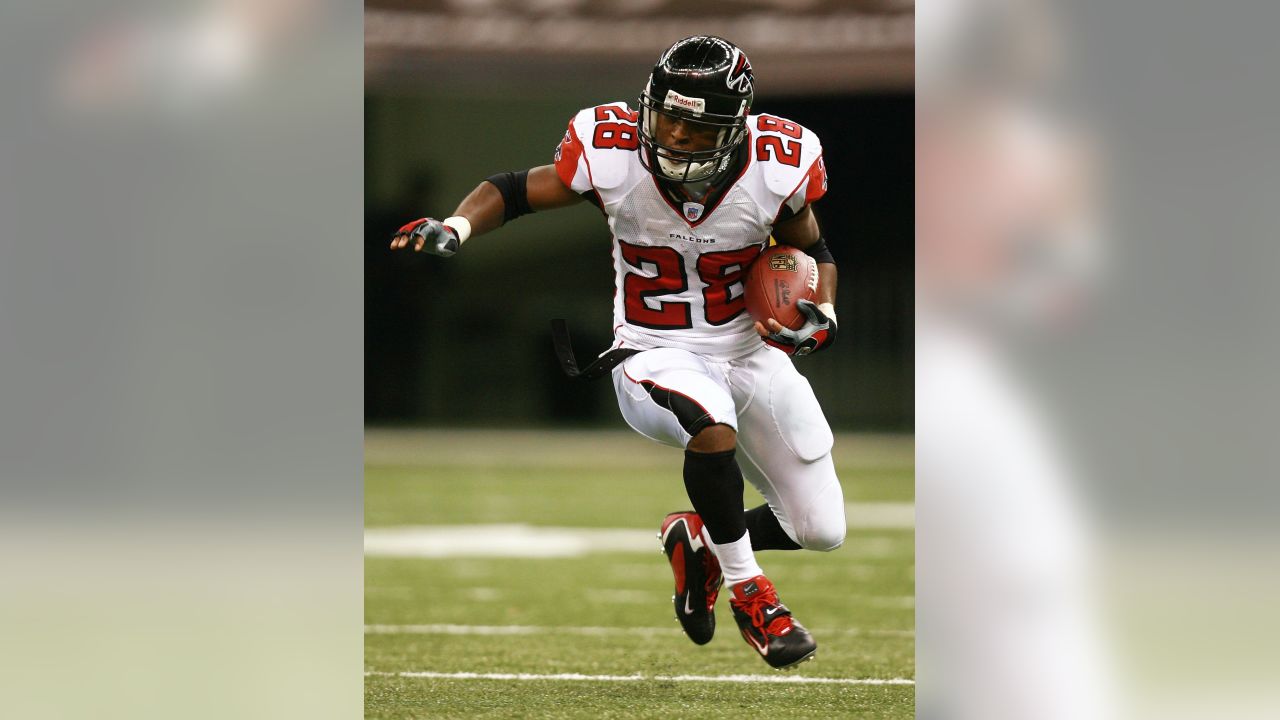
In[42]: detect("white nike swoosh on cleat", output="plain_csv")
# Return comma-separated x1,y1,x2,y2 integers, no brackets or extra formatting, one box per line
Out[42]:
684,595,695,615
765,607,780,616
743,631,769,656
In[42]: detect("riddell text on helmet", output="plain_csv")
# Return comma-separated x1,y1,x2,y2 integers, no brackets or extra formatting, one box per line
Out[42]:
664,89,706,115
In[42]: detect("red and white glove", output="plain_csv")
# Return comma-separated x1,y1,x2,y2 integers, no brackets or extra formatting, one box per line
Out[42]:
759,300,837,357
390,216,470,257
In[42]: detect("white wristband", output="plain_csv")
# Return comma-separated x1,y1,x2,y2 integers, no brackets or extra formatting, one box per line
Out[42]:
443,216,472,245
817,302,837,324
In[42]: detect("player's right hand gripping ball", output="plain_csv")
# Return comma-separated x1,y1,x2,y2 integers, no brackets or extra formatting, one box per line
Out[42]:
391,217,460,257
745,246,836,356
764,300,836,356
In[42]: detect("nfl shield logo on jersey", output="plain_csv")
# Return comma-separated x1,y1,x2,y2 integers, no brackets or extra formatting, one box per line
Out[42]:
683,202,704,221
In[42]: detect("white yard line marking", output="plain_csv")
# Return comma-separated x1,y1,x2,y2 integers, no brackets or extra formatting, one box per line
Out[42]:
364,509,913,559
845,502,915,529
861,595,916,609
364,624,913,638
463,587,500,601
364,670,914,686
364,525,657,558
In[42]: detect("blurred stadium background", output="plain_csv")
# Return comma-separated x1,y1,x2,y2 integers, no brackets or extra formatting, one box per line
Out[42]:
364,0,914,431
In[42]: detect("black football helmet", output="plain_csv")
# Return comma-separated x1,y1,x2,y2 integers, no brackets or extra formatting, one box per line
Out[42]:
639,36,754,184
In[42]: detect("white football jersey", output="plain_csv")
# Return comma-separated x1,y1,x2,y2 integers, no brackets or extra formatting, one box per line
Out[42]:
554,102,828,361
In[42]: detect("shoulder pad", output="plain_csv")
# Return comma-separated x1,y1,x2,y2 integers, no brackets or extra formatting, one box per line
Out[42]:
744,114,828,218
555,102,640,193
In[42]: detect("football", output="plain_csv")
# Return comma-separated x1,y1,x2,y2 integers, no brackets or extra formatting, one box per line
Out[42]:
745,245,819,330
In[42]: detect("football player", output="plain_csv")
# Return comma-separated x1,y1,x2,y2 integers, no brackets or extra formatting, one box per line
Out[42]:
392,36,844,670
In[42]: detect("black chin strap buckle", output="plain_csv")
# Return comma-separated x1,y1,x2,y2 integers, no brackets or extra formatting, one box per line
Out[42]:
551,319,639,381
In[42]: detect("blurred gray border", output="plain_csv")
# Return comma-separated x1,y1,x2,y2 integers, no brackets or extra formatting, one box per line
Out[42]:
0,2,364,718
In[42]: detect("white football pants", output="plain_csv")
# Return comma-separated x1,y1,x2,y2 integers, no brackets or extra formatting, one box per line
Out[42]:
611,345,846,551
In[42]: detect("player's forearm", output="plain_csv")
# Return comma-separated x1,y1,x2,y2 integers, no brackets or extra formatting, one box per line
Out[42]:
817,262,837,310
447,166,582,242
450,181,507,239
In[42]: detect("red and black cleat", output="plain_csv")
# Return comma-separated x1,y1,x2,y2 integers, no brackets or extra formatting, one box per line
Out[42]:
659,511,723,645
729,575,817,669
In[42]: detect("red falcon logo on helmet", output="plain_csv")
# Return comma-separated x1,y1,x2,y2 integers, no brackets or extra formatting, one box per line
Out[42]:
726,49,753,94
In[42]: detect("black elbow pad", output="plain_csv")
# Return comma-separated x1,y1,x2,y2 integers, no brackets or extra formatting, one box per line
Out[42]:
803,237,835,264
485,170,535,224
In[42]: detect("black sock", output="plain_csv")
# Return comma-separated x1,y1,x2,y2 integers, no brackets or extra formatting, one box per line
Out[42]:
682,448,746,544
745,504,802,550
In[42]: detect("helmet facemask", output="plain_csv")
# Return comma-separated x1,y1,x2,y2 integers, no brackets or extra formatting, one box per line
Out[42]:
638,82,749,184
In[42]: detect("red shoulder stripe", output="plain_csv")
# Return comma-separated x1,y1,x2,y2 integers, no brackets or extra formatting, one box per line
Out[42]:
554,118,586,188
803,154,828,204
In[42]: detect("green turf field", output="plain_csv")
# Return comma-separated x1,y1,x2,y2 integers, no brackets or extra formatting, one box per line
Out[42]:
366,429,914,719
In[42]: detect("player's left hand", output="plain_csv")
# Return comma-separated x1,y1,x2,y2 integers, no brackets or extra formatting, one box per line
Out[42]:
755,300,837,357
390,217,460,256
